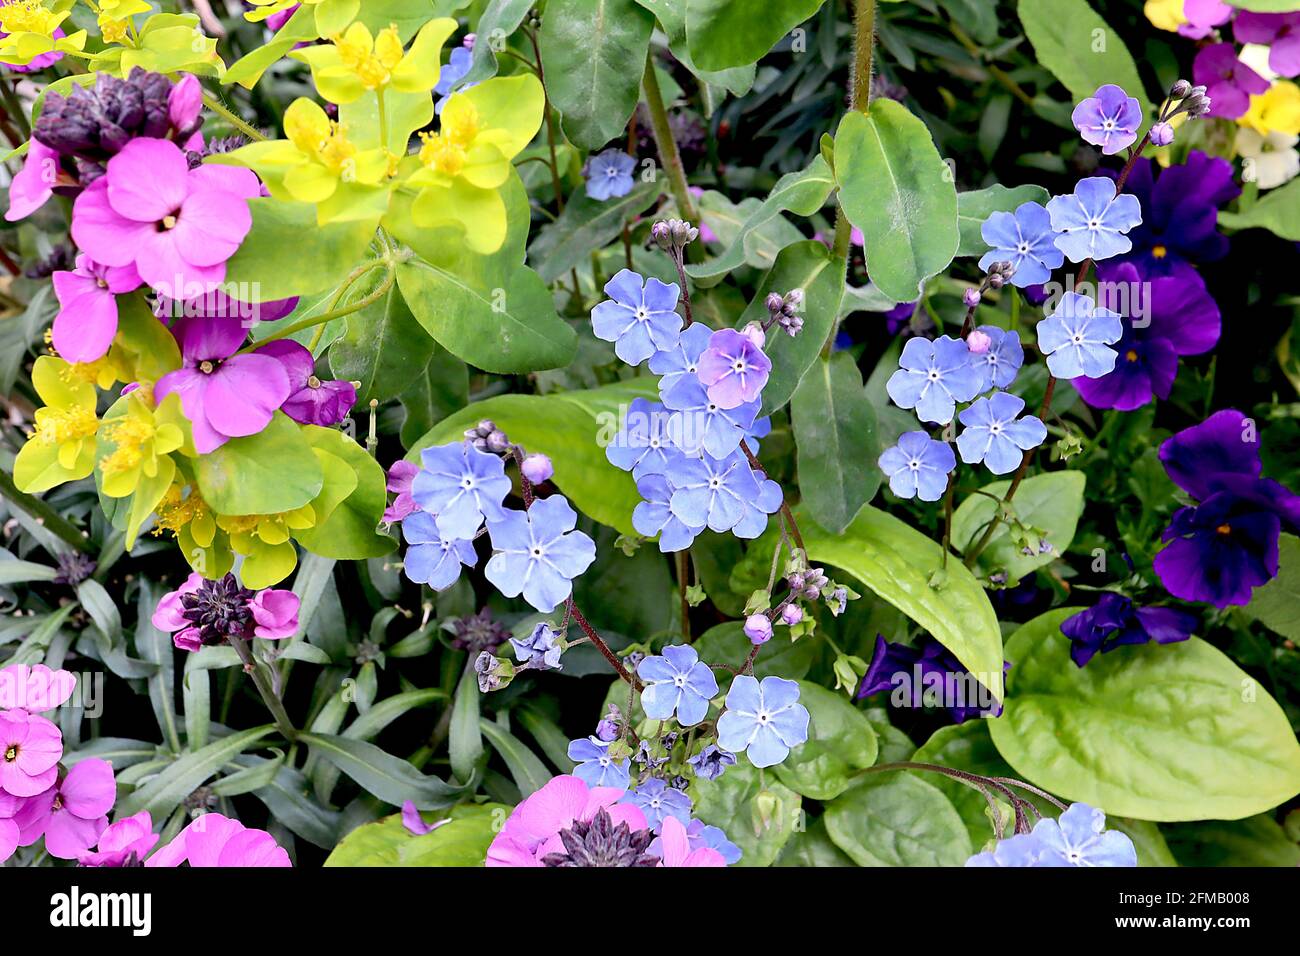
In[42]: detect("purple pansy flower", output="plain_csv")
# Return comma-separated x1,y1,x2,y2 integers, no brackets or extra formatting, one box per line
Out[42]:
695,327,772,409
632,473,704,552
1060,592,1197,667
978,202,1064,288
255,339,357,427
155,315,292,454
484,496,597,613
956,392,1047,475
1071,84,1142,154
1235,11,1300,78
584,149,637,201
637,644,719,726
592,269,682,366
885,335,983,425
410,442,512,541
1036,291,1123,380
50,254,142,363
878,431,955,502
1046,177,1143,263
401,510,478,590
858,634,1006,724
1193,44,1271,120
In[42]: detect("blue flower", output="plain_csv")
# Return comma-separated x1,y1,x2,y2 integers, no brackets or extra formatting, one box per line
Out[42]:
969,325,1024,392
509,622,563,671
411,442,512,540
878,431,956,502
956,392,1048,475
605,397,675,478
648,323,712,408
966,803,1137,867
637,644,719,726
664,383,761,458
400,510,477,590
567,735,631,789
885,335,983,425
433,45,474,113
1037,291,1123,380
731,472,783,539
585,149,637,201
668,449,761,533
649,818,743,864
716,675,810,768
620,778,692,833
1071,84,1142,155
591,269,682,366
978,202,1064,287
632,472,704,552
1046,177,1143,263
687,743,736,781
484,496,597,612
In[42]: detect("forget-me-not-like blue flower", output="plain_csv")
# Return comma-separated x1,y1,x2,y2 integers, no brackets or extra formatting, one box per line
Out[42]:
663,382,761,459
1071,84,1142,155
716,675,810,768
637,644,719,726
509,622,563,671
878,431,956,502
885,335,984,425
1046,177,1143,263
668,449,761,533
649,322,712,408
966,803,1137,867
619,778,692,833
1037,291,1124,380
485,496,597,612
978,201,1064,287
968,325,1024,392
956,391,1048,475
401,510,477,590
605,396,676,478
567,736,631,789
411,442,512,541
585,149,637,201
687,743,736,782
591,269,682,366
632,472,704,552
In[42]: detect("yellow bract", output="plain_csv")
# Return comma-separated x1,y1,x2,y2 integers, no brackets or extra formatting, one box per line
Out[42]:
292,16,457,105
0,0,64,36
1142,0,1185,33
13,356,99,493
1239,81,1300,138
97,392,187,499
217,505,317,588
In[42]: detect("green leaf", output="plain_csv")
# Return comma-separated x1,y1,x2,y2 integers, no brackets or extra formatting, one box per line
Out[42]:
799,504,1004,700
479,719,553,797
450,665,484,784
298,732,464,810
694,189,804,276
792,353,880,534
834,101,959,302
636,0,755,96
115,726,275,818
529,180,661,284
0,559,57,584
774,681,878,801
1219,177,1300,241
194,412,324,516
324,803,508,867
775,818,856,866
407,379,659,535
328,277,434,406
824,774,972,866
1017,0,1153,120
1163,815,1300,867
459,0,535,86
295,427,395,560
684,0,827,72
690,761,802,867
224,198,378,300
399,346,469,447
1226,0,1300,9
739,240,846,415
1247,533,1300,640
687,156,836,281
989,609,1300,821
951,471,1086,580
956,183,1051,257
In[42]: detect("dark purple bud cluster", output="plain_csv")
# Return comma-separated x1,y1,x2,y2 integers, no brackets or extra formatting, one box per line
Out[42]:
179,573,256,646
540,807,658,867
463,419,510,454
765,288,805,337
1163,79,1211,123
448,608,510,653
984,260,1016,290
52,551,97,586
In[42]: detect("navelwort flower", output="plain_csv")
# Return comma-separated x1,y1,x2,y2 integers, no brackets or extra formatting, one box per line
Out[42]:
885,335,983,425
956,392,1047,475
637,644,719,726
410,441,512,541
878,431,956,502
591,269,683,366
1071,84,1142,154
585,148,636,201
978,201,1064,288
668,449,761,534
619,778,692,833
968,325,1024,392
649,322,712,407
632,473,705,553
484,496,597,613
695,327,772,409
1046,177,1143,263
400,510,478,590
1036,291,1123,380
716,675,810,768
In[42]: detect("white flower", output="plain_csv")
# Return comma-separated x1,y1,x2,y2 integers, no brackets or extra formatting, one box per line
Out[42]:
1237,127,1300,190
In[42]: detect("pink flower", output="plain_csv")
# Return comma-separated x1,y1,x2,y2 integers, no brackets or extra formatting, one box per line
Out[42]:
70,138,259,299
146,812,291,867
250,588,299,639
382,459,420,524
153,572,299,649
4,138,62,222
486,774,649,866
0,709,62,797
155,315,291,453
652,815,726,867
1179,0,1232,39
156,288,299,326
14,757,115,859
151,571,205,650
256,339,358,427
78,810,160,867
51,254,143,363
0,663,77,714
0,789,21,863
401,800,451,836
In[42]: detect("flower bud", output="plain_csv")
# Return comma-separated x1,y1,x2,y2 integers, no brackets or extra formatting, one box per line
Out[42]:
780,604,803,626
963,287,981,309
485,429,510,453
741,321,766,349
765,291,786,315
474,652,514,693
966,329,992,354
987,273,1005,290
520,452,554,484
1149,121,1174,147
1169,79,1191,100
651,220,674,251
744,613,773,645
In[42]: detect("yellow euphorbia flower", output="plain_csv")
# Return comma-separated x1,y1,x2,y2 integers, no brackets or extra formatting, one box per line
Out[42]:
14,356,99,493
404,74,545,253
0,1,87,66
293,17,457,105
217,505,316,587
154,481,233,578
1239,81,1300,138
1144,0,1186,33
96,0,153,46
97,392,187,499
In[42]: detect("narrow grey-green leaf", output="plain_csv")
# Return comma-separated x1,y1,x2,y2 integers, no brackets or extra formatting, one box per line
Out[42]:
298,732,463,810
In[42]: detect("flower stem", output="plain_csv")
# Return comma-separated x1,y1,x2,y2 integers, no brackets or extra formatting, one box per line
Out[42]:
236,266,395,354
228,635,298,741
0,468,94,554
677,549,692,644
568,599,641,689
741,442,805,553
642,51,696,224
200,90,265,142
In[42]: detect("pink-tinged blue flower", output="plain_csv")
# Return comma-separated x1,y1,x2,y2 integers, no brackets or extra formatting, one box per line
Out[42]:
649,323,712,407
619,778,692,833
510,622,564,671
256,339,357,427
965,832,1042,867
858,634,1006,723
606,397,676,478
485,496,597,612
1193,44,1271,119
50,254,142,364
878,431,955,502
591,269,681,366
956,392,1047,475
154,315,291,454
732,472,783,539
664,383,761,458
1074,263,1220,411
1060,592,1197,667
978,202,1063,287
668,449,761,533
968,325,1024,392
568,736,631,789
585,149,637,200
1113,153,1238,280
687,743,736,782
1046,177,1142,263
717,675,809,768
1037,291,1123,380
650,817,741,865
638,644,718,726
401,510,477,590
1071,85,1142,154
411,441,512,541
632,473,704,552
1234,11,1300,78
886,335,983,425
967,804,1136,867
695,327,772,409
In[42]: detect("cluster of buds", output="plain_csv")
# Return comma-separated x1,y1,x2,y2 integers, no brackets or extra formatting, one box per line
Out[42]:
1153,80,1212,147
651,218,699,255
983,260,1016,290
786,566,829,601
446,608,511,654
764,288,805,337
463,419,510,454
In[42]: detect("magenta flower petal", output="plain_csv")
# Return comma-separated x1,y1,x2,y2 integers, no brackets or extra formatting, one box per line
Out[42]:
4,138,59,222
105,138,190,222
168,74,203,132
171,187,254,267
52,272,119,363
250,589,300,639
0,819,17,864
152,572,205,632
257,339,315,385
174,313,249,361
200,354,291,438
155,369,225,453
44,806,109,859
190,163,263,200
71,181,154,268
59,757,117,819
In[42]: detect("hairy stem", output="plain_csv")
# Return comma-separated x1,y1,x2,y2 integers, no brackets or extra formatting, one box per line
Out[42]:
642,52,697,223
229,636,298,741
200,91,265,142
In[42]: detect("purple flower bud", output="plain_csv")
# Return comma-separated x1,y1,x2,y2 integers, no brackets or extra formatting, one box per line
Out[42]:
485,429,510,453
463,33,476,50
765,292,786,315
966,329,992,354
521,453,554,484
596,717,619,742
780,604,803,626
1149,122,1174,147
963,287,982,308
741,321,766,349
744,613,773,645
1169,79,1191,100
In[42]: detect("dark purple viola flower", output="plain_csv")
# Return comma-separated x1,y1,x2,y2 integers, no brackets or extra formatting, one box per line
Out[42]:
856,635,1005,724
882,300,916,335
1114,152,1240,280
1234,12,1300,78
1157,408,1262,501
1073,262,1220,411
1193,44,1271,120
256,339,357,427
1060,592,1197,667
